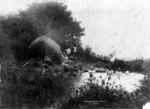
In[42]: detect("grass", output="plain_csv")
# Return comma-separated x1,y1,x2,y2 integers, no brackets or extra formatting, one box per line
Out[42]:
0,59,78,109
61,75,150,109
0,59,150,109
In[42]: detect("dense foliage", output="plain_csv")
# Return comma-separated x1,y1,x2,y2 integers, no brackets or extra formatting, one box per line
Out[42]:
111,58,150,73
1,2,84,62
0,60,71,108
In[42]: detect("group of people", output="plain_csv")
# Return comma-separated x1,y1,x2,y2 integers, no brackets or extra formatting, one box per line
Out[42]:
61,46,77,67
106,67,130,79
106,67,122,79
65,47,77,60
88,66,130,79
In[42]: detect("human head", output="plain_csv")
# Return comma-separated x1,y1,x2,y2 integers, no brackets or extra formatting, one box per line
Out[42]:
91,66,94,70
118,67,121,71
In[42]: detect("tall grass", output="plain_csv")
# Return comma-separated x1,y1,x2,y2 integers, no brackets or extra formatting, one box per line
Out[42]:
0,59,70,108
61,76,150,109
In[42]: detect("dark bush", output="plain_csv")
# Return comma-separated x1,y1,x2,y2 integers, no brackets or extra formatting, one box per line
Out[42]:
0,61,68,108
111,59,130,72
1,17,39,62
111,58,144,72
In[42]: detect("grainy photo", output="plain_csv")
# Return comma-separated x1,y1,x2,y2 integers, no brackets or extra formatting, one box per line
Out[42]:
0,0,150,109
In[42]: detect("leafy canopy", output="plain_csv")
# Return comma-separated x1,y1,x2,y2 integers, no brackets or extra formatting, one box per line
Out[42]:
1,1,84,62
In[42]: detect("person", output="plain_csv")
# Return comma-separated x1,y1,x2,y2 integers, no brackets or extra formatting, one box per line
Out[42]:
74,47,77,53
62,52,68,62
73,47,77,60
115,67,122,79
69,46,74,60
61,52,69,67
106,67,113,79
88,66,96,78
125,70,130,75
65,48,71,55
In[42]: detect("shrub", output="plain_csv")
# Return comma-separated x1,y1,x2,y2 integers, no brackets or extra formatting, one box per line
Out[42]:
142,59,150,73
0,60,68,108
61,77,148,109
111,58,144,72
1,17,39,62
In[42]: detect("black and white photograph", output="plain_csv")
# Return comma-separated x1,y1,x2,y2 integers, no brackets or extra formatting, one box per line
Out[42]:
0,0,150,109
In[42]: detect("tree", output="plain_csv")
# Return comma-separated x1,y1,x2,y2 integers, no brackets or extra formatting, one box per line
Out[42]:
20,2,84,50
1,1,84,62
0,16,12,58
1,16,39,61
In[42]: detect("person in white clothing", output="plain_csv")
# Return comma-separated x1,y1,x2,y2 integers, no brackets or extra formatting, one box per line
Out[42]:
61,52,69,67
88,66,96,78
66,48,71,55
74,47,77,53
106,67,113,79
62,52,68,61
115,67,122,79
125,70,130,75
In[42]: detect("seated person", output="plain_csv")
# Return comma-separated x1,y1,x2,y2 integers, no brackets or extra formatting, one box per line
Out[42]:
62,52,69,67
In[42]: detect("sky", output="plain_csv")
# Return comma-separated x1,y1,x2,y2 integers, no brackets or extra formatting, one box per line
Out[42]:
0,0,150,60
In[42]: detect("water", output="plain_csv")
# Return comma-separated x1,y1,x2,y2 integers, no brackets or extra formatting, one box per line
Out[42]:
74,72,145,93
